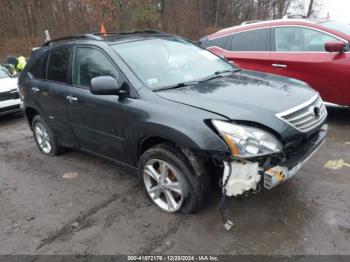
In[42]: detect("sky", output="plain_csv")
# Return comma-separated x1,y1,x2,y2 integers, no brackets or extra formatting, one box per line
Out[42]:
320,0,350,23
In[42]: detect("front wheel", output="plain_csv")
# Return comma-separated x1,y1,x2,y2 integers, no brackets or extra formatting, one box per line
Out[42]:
139,144,210,214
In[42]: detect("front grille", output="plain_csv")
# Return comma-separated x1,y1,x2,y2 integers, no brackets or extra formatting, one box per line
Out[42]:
0,90,19,102
276,94,327,133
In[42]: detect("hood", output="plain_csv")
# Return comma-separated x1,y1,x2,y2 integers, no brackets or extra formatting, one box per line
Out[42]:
0,77,18,93
157,70,317,141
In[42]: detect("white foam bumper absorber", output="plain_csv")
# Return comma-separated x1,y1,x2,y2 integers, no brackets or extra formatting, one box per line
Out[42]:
223,161,261,197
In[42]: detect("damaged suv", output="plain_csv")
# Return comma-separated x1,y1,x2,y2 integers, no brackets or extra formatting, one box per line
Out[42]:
19,31,327,214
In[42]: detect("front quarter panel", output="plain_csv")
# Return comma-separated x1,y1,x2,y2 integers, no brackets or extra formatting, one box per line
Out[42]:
120,89,231,165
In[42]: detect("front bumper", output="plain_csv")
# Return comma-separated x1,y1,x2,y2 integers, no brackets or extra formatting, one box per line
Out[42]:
264,125,327,189
222,125,327,196
0,99,23,116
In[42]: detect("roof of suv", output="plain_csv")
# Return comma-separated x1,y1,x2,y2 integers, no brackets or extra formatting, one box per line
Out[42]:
43,30,173,47
207,18,349,40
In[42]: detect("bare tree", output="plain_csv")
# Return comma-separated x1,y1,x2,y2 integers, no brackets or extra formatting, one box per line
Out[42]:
307,0,315,17
0,0,324,61
214,0,221,28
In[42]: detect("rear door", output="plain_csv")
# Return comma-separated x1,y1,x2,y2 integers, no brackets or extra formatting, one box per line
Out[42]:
270,26,350,105
66,46,129,162
208,28,272,73
31,47,77,146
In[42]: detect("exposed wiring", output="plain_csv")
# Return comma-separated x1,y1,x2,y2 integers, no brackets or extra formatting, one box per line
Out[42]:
217,161,234,230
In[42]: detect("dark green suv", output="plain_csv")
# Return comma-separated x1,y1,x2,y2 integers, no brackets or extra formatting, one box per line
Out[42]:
19,31,327,214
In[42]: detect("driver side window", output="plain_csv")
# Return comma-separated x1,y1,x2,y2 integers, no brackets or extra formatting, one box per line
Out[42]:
275,27,340,52
73,47,120,87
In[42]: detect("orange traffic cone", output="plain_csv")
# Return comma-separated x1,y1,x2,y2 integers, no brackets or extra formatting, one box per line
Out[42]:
100,23,107,36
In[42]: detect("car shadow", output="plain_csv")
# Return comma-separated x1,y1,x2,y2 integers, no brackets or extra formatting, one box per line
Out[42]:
0,113,24,125
326,107,350,126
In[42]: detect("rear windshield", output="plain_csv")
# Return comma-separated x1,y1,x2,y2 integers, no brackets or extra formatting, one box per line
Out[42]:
320,21,350,35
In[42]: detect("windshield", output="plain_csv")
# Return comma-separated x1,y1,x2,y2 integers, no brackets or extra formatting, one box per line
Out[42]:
0,67,11,79
113,38,235,90
321,21,350,35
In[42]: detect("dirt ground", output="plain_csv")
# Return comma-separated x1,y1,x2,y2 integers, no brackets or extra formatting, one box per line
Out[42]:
0,108,349,256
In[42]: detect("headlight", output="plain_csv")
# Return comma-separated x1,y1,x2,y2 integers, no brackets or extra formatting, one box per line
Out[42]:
212,120,283,158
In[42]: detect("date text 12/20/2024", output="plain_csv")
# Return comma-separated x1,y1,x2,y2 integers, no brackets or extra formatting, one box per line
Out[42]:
127,256,219,261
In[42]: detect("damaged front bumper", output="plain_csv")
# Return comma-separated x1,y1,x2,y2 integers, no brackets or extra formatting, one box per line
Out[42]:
264,125,327,189
223,125,327,196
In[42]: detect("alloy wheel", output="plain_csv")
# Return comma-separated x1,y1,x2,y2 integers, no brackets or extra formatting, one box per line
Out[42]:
143,159,185,212
34,122,52,154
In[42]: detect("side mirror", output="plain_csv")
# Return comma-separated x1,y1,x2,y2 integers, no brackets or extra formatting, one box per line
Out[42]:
325,41,346,53
90,76,129,98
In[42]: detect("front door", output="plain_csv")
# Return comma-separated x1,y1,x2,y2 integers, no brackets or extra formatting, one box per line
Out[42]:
66,46,129,162
270,26,350,105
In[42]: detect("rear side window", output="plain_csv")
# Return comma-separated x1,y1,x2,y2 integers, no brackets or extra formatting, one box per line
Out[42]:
47,47,72,83
29,52,48,79
229,29,270,51
200,35,231,49
73,47,120,87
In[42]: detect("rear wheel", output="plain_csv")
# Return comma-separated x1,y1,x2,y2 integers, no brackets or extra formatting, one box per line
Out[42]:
32,115,63,156
139,144,210,214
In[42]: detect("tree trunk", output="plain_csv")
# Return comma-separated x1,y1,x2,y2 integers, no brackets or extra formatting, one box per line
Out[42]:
307,0,314,17
214,0,220,28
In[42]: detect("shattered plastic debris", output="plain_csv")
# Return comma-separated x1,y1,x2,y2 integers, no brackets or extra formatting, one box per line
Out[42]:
71,221,80,228
63,172,79,179
324,159,350,170
143,222,150,228
26,216,35,222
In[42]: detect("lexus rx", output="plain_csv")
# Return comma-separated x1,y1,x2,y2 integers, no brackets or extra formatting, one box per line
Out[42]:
19,31,327,213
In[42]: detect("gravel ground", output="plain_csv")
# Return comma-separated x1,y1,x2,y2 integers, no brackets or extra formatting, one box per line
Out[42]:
0,109,349,255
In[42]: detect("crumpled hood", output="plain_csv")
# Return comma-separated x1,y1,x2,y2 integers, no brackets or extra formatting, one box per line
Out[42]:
0,77,18,93
157,70,318,140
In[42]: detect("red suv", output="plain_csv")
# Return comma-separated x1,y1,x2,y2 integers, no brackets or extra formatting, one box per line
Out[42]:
200,19,350,106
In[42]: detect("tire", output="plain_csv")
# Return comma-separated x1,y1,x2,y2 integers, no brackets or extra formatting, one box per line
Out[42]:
139,144,210,214
31,115,63,156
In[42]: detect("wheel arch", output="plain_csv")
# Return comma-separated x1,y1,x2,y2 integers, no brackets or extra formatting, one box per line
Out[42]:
24,107,39,128
138,136,210,178
136,123,230,164
138,136,176,160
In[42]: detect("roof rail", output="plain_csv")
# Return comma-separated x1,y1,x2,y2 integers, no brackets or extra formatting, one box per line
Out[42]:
43,34,102,47
241,20,262,25
42,30,169,47
92,30,168,37
283,14,308,19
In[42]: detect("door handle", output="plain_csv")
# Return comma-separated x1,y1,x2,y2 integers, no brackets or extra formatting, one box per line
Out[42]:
66,95,78,102
32,87,40,93
272,64,288,68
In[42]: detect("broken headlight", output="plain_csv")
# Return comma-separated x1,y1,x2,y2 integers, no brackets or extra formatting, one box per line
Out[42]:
212,120,283,158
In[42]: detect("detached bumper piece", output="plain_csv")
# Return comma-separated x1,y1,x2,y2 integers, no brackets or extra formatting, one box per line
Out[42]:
264,125,327,189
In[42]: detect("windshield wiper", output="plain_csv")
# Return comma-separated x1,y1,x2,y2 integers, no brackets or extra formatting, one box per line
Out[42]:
154,81,200,92
215,68,241,75
154,68,241,92
200,68,241,82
